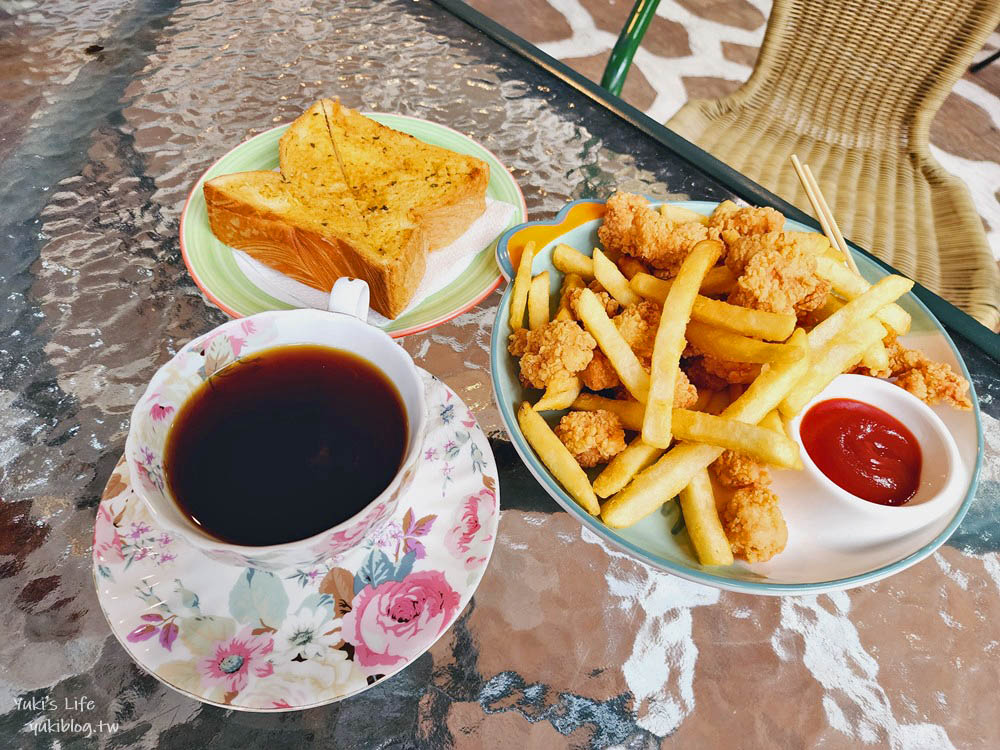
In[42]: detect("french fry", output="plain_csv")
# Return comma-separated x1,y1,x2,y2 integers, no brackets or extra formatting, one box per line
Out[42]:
593,437,664,498
509,241,535,330
552,243,594,279
643,240,722,448
822,245,849,265
679,469,733,566
806,274,912,351
761,409,800,466
686,320,805,364
759,409,784,434
601,442,722,528
780,414,795,441
879,306,911,337
706,389,730,415
575,287,650,402
571,394,643,431
780,318,886,417
671,409,801,469
528,271,551,331
629,267,735,299
873,306,911,338
555,273,586,321
533,375,582,412
602,329,809,528
815,254,860,289
724,328,809,423
629,272,672,302
814,255,911,335
616,255,648,280
575,390,785,445
861,338,890,373
631,273,796,341
517,402,600,515
593,247,642,305
658,203,710,226
691,296,796,342
698,266,738,296
810,294,844,324
693,389,713,412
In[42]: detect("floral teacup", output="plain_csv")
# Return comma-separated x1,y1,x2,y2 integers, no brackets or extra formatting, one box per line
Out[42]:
125,279,426,571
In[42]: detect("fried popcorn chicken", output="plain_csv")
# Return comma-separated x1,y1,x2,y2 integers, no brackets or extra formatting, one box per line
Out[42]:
512,319,596,389
673,369,698,409
580,350,621,391
566,284,620,319
613,300,662,365
884,340,972,410
860,359,893,380
598,192,712,277
578,346,694,403
700,355,761,385
726,231,829,275
725,232,831,315
674,370,698,409
507,327,531,357
721,486,788,563
793,281,834,321
708,200,784,247
684,358,730,392
554,409,627,468
712,449,771,489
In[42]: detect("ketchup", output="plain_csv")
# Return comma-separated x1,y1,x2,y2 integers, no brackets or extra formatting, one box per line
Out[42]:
799,398,921,506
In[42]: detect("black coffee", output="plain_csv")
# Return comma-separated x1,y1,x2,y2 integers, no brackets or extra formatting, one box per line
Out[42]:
164,345,407,546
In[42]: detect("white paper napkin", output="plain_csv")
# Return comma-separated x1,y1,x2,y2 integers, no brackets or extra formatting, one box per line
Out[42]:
232,197,516,325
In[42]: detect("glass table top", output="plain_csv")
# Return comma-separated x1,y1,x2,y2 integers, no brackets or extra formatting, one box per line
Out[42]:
0,0,996,747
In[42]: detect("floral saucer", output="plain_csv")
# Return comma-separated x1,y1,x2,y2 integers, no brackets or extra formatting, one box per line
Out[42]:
93,371,498,711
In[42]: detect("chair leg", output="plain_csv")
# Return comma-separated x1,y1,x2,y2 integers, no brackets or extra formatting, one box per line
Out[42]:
600,0,662,96
970,48,1000,73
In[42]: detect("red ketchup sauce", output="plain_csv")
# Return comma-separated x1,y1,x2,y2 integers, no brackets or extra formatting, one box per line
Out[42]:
799,398,921,506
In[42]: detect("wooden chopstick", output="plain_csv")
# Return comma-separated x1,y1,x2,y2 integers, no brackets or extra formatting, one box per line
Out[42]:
790,154,861,274
803,164,860,274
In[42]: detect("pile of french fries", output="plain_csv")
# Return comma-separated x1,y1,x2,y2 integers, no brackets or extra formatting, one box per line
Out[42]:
509,202,917,567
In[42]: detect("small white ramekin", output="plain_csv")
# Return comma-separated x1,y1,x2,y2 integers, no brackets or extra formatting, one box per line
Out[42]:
785,374,962,539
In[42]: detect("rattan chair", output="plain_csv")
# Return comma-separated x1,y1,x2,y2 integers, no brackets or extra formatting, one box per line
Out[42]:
662,0,1000,328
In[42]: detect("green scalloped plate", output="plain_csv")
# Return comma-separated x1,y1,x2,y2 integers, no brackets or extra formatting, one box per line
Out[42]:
180,113,525,337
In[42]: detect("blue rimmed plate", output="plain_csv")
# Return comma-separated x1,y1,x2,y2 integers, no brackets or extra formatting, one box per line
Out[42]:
490,199,982,595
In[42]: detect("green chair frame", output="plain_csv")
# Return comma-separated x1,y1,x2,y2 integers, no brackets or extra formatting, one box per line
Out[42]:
600,0,661,96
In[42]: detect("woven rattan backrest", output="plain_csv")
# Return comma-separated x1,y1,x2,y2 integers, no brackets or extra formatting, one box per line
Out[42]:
742,0,1000,150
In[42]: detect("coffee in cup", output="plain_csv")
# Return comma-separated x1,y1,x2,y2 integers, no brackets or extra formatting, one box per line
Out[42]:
165,345,408,546
125,279,425,570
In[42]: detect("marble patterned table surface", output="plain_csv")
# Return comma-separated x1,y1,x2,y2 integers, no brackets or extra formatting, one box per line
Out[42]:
1,1,998,747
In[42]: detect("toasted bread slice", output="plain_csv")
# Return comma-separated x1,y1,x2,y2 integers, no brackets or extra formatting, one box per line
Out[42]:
204,170,424,317
203,100,489,318
321,100,488,249
277,101,362,219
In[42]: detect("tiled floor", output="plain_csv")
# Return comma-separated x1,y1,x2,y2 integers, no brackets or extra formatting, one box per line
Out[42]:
467,0,1000,263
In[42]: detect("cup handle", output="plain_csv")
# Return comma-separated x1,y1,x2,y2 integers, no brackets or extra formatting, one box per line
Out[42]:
328,277,370,320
